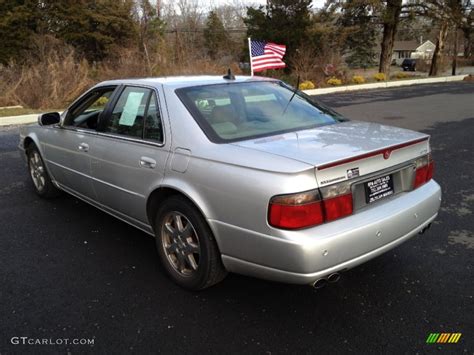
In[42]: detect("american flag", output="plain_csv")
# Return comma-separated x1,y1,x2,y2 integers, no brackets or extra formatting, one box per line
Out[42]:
250,40,286,73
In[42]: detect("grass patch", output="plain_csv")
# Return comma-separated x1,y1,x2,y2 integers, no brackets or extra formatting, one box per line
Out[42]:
0,108,57,117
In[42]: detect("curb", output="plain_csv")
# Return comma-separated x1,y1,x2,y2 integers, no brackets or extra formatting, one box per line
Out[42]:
303,74,467,96
0,114,39,127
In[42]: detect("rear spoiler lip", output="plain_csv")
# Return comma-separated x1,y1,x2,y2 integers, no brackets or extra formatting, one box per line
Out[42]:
317,136,429,171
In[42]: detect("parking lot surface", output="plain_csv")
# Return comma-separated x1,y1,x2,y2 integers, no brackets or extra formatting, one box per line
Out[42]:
0,82,473,354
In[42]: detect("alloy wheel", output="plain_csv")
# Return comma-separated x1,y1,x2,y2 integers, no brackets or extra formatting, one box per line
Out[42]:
161,211,201,276
29,151,46,192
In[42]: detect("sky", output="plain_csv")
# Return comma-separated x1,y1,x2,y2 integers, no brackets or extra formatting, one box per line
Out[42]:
220,0,326,8
160,0,327,12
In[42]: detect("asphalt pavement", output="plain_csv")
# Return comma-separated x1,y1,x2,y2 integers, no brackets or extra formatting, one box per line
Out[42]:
0,82,473,354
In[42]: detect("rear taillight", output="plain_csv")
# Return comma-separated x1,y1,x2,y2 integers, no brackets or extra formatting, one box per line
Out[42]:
268,190,324,229
268,183,353,230
323,194,353,222
414,154,434,189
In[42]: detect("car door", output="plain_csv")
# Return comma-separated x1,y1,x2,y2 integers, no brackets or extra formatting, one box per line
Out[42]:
90,85,169,224
43,86,118,201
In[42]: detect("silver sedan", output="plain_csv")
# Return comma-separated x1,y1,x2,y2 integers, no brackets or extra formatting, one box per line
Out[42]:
19,75,441,290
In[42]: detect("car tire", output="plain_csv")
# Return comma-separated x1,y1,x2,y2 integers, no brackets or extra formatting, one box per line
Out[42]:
26,144,60,198
154,195,227,290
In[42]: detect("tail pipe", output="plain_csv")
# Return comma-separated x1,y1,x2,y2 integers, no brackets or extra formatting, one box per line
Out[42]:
312,272,341,289
419,223,432,235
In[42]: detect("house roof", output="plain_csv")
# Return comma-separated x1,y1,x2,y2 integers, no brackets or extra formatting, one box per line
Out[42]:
415,40,436,52
393,40,419,51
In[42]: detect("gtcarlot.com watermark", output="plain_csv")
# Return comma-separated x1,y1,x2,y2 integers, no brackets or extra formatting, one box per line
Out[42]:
11,336,94,346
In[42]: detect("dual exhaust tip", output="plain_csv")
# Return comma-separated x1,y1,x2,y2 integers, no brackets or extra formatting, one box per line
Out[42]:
312,224,432,289
312,273,341,289
419,223,431,235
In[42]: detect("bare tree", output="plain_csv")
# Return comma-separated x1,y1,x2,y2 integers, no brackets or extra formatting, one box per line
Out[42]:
412,0,472,76
461,6,473,57
379,0,403,76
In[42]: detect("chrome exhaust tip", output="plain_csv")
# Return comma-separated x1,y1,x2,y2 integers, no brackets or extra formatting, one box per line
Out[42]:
327,273,341,283
312,278,328,289
419,223,432,234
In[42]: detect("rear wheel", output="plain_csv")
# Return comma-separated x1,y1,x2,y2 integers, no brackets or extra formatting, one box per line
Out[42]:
27,145,59,198
154,195,227,290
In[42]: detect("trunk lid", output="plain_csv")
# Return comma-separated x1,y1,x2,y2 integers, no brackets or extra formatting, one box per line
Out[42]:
232,121,430,186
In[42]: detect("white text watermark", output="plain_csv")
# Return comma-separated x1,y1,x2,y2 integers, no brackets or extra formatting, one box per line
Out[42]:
11,336,94,346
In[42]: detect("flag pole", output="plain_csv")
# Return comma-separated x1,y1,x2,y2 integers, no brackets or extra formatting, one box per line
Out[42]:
248,37,254,76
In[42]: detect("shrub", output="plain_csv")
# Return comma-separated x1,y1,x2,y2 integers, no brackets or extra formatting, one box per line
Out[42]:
373,73,386,81
352,75,365,84
299,80,315,90
463,74,474,82
326,77,342,86
395,71,409,79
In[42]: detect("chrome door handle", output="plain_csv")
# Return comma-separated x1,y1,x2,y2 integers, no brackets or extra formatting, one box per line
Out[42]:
139,157,156,169
78,143,89,152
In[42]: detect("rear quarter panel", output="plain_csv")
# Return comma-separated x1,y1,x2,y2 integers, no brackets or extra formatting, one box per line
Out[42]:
161,86,318,235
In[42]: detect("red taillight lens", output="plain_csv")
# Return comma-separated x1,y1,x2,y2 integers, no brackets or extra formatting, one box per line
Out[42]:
414,155,434,189
322,193,353,222
426,160,434,180
269,201,324,229
268,187,353,230
269,190,324,229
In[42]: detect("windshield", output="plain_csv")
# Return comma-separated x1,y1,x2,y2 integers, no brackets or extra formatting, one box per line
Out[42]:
176,81,344,143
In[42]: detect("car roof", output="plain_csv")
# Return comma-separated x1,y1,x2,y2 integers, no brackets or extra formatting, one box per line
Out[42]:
96,75,279,90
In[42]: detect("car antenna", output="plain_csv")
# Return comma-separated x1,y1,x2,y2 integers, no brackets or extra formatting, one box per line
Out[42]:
223,68,235,80
282,75,300,116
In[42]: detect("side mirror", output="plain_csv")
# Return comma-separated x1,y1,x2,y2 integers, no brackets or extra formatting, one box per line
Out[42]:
38,112,60,126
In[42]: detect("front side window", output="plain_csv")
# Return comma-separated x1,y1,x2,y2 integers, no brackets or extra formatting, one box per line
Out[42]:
103,87,152,139
64,87,116,129
177,81,342,143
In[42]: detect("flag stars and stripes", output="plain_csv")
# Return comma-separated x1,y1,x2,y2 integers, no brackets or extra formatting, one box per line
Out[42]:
250,39,287,73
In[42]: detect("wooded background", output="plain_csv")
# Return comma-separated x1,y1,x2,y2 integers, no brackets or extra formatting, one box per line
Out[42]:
0,0,472,109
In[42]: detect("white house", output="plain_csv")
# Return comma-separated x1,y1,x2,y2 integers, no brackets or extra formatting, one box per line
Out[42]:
411,40,436,61
391,40,436,65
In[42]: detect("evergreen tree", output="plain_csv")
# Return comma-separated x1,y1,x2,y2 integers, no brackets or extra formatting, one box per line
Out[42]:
0,0,41,64
203,11,229,60
0,0,137,63
42,0,136,61
339,1,377,68
244,0,312,54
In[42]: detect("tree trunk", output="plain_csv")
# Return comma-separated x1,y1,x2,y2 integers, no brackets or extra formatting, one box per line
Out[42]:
463,26,472,58
378,0,403,76
452,28,458,76
430,21,449,77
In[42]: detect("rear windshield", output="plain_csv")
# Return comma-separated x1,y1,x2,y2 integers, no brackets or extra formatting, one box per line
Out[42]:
176,81,344,143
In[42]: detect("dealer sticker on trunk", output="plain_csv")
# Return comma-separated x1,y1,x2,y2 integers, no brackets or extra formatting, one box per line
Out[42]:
364,174,394,204
347,167,360,179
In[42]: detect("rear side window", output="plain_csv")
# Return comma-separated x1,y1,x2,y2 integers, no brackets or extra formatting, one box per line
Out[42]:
144,94,163,142
102,86,164,143
103,87,151,138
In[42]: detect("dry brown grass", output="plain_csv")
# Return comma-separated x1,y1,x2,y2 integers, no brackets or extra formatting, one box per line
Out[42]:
0,57,91,109
0,37,243,110
289,46,348,87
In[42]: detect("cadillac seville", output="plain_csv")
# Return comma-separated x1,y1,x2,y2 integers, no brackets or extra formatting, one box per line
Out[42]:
18,75,441,290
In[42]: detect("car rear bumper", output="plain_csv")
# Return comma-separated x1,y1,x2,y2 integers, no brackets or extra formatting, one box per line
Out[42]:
210,179,442,285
